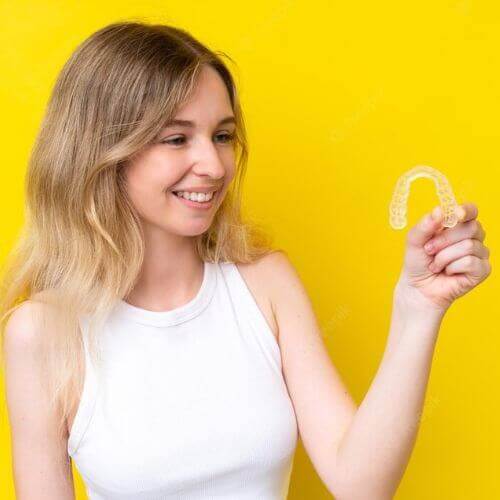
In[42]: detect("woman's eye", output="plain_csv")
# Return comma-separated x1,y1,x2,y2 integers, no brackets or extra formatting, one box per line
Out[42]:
161,136,186,146
215,132,235,144
160,132,235,147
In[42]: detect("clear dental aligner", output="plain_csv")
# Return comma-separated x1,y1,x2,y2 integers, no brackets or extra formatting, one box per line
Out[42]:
389,165,460,230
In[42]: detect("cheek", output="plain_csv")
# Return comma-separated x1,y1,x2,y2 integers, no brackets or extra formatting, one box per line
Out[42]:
124,172,174,220
126,170,159,200
125,155,184,201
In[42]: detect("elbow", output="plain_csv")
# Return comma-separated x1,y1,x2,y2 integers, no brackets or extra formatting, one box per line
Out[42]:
326,465,400,500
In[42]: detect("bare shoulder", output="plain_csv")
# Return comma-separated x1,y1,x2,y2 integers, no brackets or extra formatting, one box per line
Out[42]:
257,249,301,282
2,300,46,352
235,250,297,343
2,299,52,402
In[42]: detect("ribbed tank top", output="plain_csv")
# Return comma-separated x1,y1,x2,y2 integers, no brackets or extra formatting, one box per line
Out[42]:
68,260,298,499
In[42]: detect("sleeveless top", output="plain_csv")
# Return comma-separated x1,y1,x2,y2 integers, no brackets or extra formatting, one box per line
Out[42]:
67,260,298,499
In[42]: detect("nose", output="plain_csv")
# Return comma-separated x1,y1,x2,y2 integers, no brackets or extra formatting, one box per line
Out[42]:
192,138,227,180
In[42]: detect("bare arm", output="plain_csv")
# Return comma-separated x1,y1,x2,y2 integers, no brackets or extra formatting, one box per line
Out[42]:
334,201,491,498
332,289,444,499
262,202,489,499
2,301,75,499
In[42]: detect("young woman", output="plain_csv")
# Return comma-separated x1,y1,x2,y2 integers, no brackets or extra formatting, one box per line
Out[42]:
1,21,491,500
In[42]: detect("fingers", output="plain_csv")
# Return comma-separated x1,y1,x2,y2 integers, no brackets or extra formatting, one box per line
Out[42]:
424,218,485,257
428,238,490,274
406,201,483,253
442,254,492,279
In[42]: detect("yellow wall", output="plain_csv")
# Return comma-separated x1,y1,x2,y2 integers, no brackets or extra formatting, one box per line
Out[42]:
1,1,498,498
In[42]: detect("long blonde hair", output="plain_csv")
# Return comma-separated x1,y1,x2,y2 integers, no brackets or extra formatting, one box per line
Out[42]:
0,20,276,439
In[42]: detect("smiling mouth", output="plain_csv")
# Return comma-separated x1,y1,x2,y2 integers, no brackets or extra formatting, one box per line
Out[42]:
169,190,218,207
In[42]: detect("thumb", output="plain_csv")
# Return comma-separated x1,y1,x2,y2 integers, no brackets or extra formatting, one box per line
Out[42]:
406,206,444,248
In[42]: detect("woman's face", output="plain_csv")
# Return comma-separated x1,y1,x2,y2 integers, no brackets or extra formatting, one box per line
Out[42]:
123,64,237,237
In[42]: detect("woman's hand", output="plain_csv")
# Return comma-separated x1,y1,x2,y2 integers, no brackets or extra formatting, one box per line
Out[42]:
395,202,491,314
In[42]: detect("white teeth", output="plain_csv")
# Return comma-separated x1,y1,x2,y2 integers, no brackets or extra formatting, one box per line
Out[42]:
175,191,215,202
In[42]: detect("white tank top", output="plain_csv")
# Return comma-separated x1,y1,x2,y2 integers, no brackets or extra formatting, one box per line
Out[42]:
68,260,298,499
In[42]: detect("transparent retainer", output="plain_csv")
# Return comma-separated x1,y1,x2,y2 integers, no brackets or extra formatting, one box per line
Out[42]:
389,165,460,230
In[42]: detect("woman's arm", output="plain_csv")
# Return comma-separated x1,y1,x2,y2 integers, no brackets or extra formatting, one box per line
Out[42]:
332,291,445,499
264,202,489,499
2,301,75,500
332,200,490,498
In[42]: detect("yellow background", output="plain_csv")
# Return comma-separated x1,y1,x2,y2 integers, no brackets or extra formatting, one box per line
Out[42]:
1,1,499,498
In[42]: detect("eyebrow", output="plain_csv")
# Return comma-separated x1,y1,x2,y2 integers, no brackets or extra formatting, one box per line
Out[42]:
163,115,236,128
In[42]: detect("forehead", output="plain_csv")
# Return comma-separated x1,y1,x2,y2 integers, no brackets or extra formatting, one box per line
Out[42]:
171,65,233,122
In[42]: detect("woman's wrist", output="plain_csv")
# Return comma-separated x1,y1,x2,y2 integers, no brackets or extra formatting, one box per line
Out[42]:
392,283,447,329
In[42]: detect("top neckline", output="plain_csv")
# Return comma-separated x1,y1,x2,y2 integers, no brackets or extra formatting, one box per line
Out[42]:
113,260,217,327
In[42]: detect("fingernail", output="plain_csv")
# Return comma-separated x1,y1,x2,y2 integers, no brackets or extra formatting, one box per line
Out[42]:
456,206,466,220
424,242,434,253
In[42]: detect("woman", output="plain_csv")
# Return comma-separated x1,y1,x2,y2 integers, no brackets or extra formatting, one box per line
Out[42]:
1,21,491,499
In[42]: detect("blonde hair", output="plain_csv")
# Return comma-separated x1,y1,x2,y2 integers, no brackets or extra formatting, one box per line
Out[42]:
0,20,276,439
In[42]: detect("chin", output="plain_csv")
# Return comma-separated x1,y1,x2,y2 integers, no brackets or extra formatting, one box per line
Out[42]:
169,221,213,238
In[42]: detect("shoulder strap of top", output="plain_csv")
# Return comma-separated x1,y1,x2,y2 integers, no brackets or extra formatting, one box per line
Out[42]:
218,261,282,370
